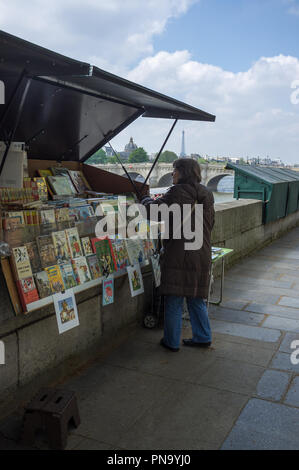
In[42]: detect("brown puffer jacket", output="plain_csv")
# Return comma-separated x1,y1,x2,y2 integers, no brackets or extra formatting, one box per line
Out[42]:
142,183,215,298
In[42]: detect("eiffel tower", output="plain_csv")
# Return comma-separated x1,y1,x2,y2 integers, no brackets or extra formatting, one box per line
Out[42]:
180,130,186,157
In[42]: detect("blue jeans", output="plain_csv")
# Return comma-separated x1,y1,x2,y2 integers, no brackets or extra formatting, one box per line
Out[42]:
163,295,212,349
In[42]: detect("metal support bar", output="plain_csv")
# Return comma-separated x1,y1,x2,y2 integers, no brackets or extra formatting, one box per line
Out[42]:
58,134,89,161
105,139,141,200
0,69,27,130
140,118,178,194
207,257,225,308
0,77,32,178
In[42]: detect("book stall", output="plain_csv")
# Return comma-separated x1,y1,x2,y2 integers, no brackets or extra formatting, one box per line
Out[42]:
0,150,157,327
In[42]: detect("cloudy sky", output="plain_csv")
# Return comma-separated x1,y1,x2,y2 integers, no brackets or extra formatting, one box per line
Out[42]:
1,0,299,163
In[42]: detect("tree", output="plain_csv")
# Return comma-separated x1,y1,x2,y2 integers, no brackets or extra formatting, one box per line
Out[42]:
86,148,108,164
198,157,207,164
128,147,149,163
159,150,178,163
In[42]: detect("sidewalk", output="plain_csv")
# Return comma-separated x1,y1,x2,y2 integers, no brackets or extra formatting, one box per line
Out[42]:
1,227,299,450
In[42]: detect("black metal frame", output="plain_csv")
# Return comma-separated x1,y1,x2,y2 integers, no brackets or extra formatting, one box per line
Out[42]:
0,72,31,178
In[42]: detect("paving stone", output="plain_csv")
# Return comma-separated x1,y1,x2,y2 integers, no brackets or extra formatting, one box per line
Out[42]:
270,352,299,373
63,363,176,446
223,288,280,305
71,436,114,450
224,281,299,300
262,316,299,333
279,333,299,353
209,306,264,326
245,303,299,320
284,376,299,408
211,338,275,367
256,370,290,401
117,382,247,450
103,337,216,383
224,276,293,290
221,398,299,449
195,357,264,394
210,319,282,343
278,296,299,308
209,299,249,311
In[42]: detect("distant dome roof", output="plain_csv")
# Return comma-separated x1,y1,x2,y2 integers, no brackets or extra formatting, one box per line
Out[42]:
125,137,137,152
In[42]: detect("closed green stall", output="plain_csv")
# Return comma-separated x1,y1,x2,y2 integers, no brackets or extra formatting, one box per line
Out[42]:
226,164,299,224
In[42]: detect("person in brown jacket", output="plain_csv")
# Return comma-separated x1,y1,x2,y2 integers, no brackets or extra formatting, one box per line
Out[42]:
140,158,215,352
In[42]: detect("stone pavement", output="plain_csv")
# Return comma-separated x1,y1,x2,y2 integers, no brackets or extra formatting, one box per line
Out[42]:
1,227,299,450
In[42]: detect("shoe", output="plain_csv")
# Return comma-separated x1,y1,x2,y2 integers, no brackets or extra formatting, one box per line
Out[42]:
160,338,179,352
183,339,211,348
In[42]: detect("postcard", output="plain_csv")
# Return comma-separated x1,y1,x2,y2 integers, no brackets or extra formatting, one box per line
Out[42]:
127,264,144,297
102,276,114,306
53,289,79,334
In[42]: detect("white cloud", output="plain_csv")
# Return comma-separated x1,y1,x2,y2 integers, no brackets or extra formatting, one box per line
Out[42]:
0,0,198,73
110,51,299,163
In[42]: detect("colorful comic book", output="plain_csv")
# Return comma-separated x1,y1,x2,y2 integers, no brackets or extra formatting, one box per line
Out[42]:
71,257,92,284
36,235,57,268
34,271,52,299
91,237,117,275
51,230,70,264
86,254,102,279
65,227,83,258
44,264,65,294
59,263,77,289
81,237,93,256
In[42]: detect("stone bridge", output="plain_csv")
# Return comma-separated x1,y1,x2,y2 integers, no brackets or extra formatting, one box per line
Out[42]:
94,163,234,189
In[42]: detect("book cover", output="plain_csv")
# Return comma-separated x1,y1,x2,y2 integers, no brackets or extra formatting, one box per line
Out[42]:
40,209,56,225
36,235,56,268
74,205,95,221
142,238,156,261
86,254,102,279
59,263,77,289
127,264,144,297
3,216,24,231
17,277,39,309
91,237,117,276
33,177,48,201
51,230,70,264
37,169,53,178
11,246,33,280
55,207,70,222
34,271,52,298
53,289,79,334
68,170,91,193
71,257,92,284
102,276,114,306
81,237,93,256
125,237,145,265
47,176,76,196
65,227,83,258
44,264,65,294
25,241,41,273
5,211,25,224
110,237,129,270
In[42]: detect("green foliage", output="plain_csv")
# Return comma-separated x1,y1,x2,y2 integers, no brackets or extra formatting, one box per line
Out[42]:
86,148,108,164
198,157,207,164
159,150,178,163
128,147,149,163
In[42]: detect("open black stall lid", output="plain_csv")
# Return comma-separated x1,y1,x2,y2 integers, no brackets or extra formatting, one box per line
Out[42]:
0,30,216,163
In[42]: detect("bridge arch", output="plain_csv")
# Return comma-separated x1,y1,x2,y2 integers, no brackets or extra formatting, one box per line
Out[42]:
121,172,145,183
158,172,173,187
206,174,234,192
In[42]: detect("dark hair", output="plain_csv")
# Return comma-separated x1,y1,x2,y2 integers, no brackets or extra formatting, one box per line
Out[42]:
173,158,202,184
